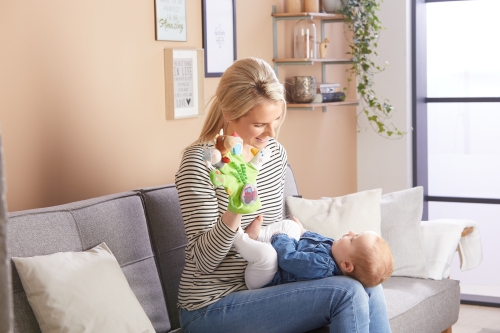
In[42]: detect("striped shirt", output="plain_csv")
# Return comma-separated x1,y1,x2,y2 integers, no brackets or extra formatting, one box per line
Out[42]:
175,138,288,310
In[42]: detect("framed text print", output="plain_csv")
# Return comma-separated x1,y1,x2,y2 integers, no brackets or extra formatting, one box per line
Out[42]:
164,49,205,120
202,0,237,77
155,0,187,41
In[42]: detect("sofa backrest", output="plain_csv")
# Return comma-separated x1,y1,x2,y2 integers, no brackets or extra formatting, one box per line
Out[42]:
138,164,300,330
139,184,187,330
7,165,299,332
8,191,171,333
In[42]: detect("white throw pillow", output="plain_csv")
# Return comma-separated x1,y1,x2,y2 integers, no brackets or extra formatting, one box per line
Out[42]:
380,186,428,279
285,189,382,240
12,242,155,333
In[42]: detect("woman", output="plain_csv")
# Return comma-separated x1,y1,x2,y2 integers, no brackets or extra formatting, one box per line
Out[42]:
175,57,391,333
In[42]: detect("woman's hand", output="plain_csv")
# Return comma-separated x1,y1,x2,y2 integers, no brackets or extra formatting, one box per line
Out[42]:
209,146,271,214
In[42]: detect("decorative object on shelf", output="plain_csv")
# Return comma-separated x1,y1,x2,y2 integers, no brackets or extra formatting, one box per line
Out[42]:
270,5,359,109
290,76,317,103
322,0,343,13
285,0,302,13
154,0,187,41
294,20,317,59
304,0,320,12
341,0,404,138
164,48,205,120
202,0,237,77
317,82,341,94
319,38,330,58
313,92,346,103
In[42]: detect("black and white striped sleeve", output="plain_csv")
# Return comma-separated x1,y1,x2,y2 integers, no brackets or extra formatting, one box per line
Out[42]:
175,145,236,274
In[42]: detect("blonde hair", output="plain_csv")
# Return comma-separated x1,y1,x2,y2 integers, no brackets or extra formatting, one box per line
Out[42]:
345,236,394,288
189,57,286,147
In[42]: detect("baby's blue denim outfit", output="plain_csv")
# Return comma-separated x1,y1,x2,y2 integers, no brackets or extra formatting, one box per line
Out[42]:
267,231,343,286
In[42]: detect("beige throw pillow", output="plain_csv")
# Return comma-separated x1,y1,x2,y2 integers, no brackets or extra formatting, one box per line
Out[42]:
12,242,155,333
380,186,428,279
313,187,429,279
285,189,382,240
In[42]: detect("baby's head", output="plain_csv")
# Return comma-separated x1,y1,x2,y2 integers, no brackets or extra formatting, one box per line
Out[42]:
331,231,394,288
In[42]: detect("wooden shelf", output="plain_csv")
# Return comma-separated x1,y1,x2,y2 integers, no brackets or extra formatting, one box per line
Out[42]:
271,12,346,21
287,99,359,110
274,58,353,64
271,5,355,112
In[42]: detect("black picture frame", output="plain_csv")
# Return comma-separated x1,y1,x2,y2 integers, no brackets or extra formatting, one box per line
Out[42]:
202,0,237,77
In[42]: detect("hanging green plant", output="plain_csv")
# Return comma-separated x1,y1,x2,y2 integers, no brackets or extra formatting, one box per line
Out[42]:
340,0,404,138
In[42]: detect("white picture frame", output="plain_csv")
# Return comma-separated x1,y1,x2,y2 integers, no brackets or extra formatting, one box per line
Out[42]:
202,0,237,77
164,49,205,120
155,0,187,42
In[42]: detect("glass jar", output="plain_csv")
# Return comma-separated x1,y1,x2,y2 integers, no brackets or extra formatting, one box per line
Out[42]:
294,20,317,59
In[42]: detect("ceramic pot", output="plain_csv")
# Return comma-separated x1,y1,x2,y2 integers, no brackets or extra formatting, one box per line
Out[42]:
305,0,320,13
290,76,317,103
286,0,302,13
322,0,343,13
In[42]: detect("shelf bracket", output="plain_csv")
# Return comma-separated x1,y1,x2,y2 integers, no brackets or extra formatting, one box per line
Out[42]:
287,106,316,111
272,6,278,75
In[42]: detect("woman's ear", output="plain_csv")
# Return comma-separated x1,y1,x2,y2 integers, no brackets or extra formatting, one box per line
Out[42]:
340,260,354,273
221,113,231,123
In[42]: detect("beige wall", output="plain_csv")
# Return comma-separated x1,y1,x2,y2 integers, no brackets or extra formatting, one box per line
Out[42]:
0,1,357,212
357,0,412,194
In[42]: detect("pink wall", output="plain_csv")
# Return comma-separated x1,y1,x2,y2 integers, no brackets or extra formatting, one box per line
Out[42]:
0,0,356,212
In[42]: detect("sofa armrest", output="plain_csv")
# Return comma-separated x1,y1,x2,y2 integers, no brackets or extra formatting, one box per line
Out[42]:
420,219,482,280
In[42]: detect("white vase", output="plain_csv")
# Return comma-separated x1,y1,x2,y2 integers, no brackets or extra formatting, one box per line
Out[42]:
322,0,343,13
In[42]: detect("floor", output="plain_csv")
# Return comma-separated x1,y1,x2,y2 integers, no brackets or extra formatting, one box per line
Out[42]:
453,304,500,333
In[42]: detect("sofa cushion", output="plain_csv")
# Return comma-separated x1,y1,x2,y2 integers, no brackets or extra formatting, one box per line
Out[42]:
383,277,460,333
306,277,460,333
12,242,155,333
8,192,170,333
285,189,382,240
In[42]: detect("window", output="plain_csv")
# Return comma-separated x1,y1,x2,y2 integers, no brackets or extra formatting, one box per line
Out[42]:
413,0,500,306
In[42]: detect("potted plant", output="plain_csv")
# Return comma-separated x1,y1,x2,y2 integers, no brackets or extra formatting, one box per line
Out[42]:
324,0,404,138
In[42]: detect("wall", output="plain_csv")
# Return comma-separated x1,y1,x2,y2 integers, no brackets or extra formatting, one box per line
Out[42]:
0,1,357,212
357,0,413,193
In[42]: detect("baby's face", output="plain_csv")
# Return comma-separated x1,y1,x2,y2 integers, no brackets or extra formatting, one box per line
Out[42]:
331,231,378,264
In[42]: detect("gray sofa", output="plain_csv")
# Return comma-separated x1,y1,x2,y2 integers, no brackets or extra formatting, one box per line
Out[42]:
7,165,460,333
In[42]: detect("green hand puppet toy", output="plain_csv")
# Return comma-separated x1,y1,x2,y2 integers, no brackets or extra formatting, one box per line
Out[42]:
203,133,271,214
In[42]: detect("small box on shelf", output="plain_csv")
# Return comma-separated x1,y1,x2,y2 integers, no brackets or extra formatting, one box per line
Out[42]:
312,92,345,103
317,83,341,94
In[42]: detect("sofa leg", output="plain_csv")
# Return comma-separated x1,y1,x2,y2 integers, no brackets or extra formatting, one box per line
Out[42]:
442,327,452,333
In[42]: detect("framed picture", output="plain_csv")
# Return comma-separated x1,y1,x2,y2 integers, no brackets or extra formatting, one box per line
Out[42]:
155,0,187,41
202,0,237,77
164,48,205,120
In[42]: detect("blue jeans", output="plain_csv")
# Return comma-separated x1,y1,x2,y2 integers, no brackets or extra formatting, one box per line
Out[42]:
180,276,391,333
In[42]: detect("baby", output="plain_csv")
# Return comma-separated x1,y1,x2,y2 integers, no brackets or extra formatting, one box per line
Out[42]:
233,217,394,289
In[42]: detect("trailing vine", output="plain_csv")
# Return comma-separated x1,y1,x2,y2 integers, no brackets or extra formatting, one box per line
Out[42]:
341,0,404,138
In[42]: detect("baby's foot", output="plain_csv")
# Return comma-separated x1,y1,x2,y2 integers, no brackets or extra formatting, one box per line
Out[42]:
291,216,307,236
244,215,263,240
